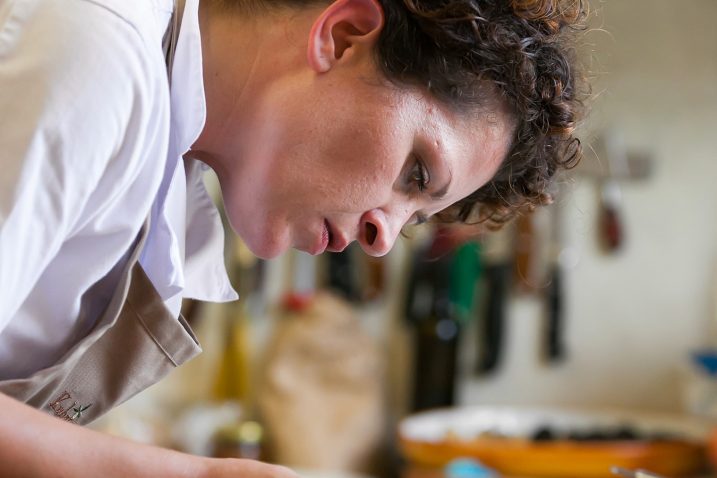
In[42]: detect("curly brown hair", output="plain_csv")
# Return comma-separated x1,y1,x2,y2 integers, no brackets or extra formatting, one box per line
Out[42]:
214,0,588,227
377,0,587,226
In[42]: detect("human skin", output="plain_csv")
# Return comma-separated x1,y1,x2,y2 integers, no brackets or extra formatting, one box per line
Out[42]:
192,0,515,259
0,1,513,476
0,392,299,478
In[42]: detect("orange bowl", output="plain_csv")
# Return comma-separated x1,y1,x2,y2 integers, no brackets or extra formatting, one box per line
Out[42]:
398,406,710,478
708,426,717,469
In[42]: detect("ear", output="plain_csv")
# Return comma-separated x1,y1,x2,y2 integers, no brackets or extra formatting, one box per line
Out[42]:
307,0,384,73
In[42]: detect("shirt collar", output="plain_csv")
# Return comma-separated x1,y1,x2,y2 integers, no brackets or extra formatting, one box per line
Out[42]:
174,0,238,303
141,0,238,309
170,0,205,154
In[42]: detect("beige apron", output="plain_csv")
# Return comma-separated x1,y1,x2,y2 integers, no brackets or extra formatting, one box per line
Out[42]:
0,0,201,426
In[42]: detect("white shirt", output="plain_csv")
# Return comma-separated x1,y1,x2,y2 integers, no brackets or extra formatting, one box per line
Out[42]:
0,0,237,379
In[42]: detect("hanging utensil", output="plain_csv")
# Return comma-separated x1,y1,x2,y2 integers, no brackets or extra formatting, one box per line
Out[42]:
544,195,568,363
598,130,630,253
514,212,540,293
475,226,512,375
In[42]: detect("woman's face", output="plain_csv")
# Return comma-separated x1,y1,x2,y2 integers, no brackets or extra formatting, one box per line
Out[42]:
196,49,513,259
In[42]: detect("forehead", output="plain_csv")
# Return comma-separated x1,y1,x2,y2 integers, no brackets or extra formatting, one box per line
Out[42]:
374,82,513,147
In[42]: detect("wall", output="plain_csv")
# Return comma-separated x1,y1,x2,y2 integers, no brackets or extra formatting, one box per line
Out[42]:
458,0,717,412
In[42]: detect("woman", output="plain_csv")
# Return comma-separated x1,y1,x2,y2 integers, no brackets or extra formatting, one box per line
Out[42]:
0,0,585,476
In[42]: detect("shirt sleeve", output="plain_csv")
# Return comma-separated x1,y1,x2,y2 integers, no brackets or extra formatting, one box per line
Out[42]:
0,1,168,330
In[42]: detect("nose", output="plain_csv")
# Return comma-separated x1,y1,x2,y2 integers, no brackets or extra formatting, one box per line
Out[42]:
357,208,406,257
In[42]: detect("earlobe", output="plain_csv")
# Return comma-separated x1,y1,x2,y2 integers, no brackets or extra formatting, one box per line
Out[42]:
306,0,384,73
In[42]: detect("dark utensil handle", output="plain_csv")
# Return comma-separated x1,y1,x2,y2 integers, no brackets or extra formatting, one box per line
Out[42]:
546,265,565,361
476,263,509,374
600,205,623,252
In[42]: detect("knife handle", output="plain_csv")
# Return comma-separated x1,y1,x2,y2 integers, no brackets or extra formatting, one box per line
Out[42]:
545,264,565,362
476,263,509,374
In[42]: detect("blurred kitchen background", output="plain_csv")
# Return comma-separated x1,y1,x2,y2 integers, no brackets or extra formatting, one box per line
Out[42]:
91,1,717,477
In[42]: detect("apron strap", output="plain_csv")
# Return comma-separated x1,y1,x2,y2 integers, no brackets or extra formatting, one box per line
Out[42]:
163,0,187,86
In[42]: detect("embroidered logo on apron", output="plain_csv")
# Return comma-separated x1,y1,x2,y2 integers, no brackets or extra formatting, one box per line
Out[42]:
48,391,92,422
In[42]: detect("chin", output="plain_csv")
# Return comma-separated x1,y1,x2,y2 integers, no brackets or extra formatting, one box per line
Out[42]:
247,241,285,260
222,200,289,260
231,224,288,260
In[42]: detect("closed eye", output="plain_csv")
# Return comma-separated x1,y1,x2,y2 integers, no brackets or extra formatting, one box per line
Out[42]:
409,156,430,193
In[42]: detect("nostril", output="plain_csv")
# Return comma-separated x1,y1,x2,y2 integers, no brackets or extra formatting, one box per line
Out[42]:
365,222,378,245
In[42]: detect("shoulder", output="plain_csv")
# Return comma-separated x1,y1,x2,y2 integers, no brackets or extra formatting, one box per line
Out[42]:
0,0,172,170
0,0,173,42
0,0,173,234
0,0,171,82
0,0,174,325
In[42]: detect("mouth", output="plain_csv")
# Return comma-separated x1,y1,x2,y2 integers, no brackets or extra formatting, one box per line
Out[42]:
311,221,330,255
304,220,349,255
325,219,349,253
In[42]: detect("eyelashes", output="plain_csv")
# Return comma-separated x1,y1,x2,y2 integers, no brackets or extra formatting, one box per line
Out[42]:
409,156,430,192
407,155,431,226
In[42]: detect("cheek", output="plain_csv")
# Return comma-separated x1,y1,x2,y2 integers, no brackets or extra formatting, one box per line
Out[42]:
277,119,401,211
230,84,410,221
328,108,405,191
322,136,400,209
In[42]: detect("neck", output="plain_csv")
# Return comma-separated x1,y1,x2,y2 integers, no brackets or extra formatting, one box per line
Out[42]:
192,1,318,172
196,3,258,131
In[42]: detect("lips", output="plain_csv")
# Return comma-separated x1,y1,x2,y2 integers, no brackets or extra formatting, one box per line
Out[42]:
318,222,330,255
325,220,350,253
304,220,350,255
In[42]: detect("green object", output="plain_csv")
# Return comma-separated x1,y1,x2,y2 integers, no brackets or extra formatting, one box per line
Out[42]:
449,241,483,323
